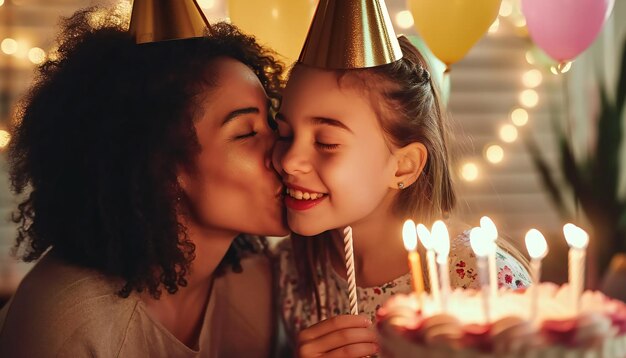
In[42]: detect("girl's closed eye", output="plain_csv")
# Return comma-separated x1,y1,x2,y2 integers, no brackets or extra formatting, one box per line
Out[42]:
314,133,342,151
315,141,340,151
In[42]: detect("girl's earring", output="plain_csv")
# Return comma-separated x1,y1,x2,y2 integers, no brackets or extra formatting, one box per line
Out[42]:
397,182,405,190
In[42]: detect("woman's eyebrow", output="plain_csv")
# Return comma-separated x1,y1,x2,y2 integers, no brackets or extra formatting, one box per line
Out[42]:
222,107,260,125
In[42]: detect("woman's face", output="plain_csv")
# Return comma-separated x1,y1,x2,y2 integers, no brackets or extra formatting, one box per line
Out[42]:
179,57,287,237
273,66,398,236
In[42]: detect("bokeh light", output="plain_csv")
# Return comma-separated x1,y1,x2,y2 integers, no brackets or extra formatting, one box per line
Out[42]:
461,162,479,182
28,47,46,64
395,10,414,29
1,38,18,55
499,124,518,143
511,108,529,126
522,69,543,88
520,89,539,108
0,130,11,149
488,18,500,34
485,144,504,164
499,0,513,17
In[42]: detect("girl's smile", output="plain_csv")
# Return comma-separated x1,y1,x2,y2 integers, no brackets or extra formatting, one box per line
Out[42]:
284,184,329,211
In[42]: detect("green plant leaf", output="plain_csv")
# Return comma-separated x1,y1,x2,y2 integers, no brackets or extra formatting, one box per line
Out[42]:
591,83,621,208
559,134,598,218
617,37,626,116
619,203,626,231
524,134,571,220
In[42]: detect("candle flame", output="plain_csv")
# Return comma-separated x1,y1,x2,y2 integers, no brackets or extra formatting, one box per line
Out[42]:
403,219,418,251
563,223,589,249
431,220,450,261
480,216,498,242
525,229,548,259
416,223,432,249
469,227,490,257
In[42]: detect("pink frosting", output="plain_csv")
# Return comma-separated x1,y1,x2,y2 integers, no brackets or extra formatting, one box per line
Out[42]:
377,284,626,354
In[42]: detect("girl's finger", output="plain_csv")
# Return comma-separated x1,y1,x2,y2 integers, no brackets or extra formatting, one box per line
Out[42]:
298,315,371,343
298,327,377,357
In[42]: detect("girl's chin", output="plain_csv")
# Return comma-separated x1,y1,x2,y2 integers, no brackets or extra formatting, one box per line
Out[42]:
287,221,327,237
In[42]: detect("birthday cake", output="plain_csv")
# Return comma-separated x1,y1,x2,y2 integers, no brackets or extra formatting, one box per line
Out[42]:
376,283,626,357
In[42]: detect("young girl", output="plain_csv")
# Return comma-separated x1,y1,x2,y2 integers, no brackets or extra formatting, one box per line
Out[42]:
272,2,531,357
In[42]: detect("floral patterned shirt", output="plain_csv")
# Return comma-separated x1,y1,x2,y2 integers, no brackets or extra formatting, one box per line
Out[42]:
275,230,532,342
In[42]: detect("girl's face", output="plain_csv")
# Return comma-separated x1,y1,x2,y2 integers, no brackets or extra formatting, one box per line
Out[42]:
273,65,398,236
179,57,287,238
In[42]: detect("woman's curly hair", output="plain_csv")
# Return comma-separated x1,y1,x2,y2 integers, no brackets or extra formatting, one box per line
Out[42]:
8,8,284,299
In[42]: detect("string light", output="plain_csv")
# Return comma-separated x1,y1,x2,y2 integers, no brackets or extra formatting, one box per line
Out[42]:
522,69,543,88
0,130,11,149
488,18,500,34
395,10,414,29
511,108,529,127
520,89,539,108
0,0,5,7
1,38,18,55
499,0,513,17
28,47,46,64
485,145,504,164
461,162,480,182
499,124,518,143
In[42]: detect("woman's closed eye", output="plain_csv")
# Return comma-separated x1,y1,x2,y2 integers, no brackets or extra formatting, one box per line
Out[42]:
233,131,257,140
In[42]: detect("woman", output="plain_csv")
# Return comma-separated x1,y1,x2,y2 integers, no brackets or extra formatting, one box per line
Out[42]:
0,8,285,357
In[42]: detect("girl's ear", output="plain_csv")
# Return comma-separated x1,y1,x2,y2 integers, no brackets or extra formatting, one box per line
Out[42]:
389,142,428,190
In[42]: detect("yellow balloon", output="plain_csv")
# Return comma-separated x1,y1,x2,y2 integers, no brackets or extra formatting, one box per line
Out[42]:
409,0,501,67
228,0,315,64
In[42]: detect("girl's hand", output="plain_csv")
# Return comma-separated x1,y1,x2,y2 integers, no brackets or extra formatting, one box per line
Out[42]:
296,315,378,358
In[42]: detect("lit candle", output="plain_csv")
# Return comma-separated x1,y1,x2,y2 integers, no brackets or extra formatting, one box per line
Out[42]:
343,226,358,315
432,220,450,312
470,227,492,323
417,223,440,310
403,220,425,307
525,229,548,324
480,216,499,300
563,223,589,315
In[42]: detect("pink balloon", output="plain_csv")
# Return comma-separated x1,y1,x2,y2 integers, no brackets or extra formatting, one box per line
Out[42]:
521,0,609,62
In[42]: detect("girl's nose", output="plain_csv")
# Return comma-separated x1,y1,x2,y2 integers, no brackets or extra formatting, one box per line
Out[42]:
276,139,313,176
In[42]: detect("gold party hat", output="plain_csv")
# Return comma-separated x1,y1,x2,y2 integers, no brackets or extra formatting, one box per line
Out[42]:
299,0,402,69
129,0,210,44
